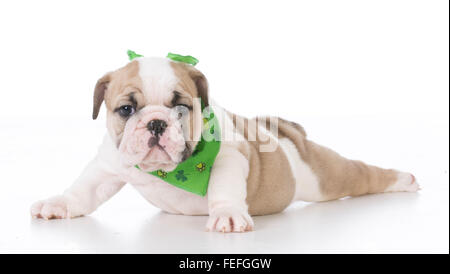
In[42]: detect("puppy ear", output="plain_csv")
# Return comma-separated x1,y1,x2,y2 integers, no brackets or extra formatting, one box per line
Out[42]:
92,73,111,120
188,68,209,107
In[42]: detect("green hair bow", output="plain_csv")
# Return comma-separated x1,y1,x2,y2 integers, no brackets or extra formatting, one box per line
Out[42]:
127,50,199,66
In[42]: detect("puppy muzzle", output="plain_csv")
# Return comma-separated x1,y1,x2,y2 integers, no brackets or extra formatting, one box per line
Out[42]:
118,106,187,171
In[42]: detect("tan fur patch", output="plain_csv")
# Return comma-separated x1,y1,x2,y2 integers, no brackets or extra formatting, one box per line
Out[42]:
227,112,296,216
276,118,398,201
169,62,209,152
170,62,209,106
92,60,143,143
104,60,143,111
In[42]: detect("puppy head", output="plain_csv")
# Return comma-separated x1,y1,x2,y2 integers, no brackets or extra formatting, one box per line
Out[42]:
93,57,208,172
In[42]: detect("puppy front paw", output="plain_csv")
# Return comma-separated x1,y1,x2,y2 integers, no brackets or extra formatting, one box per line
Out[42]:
206,206,254,233
30,195,79,220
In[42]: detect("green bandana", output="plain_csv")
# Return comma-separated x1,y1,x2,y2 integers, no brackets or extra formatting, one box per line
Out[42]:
129,50,221,196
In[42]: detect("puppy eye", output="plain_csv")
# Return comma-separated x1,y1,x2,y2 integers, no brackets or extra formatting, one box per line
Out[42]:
174,104,190,118
176,103,190,109
118,105,135,117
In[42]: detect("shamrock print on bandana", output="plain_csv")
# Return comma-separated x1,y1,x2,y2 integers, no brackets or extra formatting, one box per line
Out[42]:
176,170,188,182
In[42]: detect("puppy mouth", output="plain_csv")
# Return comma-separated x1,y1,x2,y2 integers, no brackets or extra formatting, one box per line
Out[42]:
145,136,172,161
138,145,173,172
139,136,191,170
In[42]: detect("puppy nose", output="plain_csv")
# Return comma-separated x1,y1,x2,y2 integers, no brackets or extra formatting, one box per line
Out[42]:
147,119,167,136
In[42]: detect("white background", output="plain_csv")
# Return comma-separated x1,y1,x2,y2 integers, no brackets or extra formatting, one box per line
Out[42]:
0,0,448,253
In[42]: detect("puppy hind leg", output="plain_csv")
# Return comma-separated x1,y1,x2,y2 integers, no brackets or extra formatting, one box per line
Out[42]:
301,141,419,201
384,171,420,193
274,118,419,202
345,161,419,196
322,161,420,200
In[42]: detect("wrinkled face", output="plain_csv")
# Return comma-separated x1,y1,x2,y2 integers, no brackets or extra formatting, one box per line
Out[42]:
92,58,208,172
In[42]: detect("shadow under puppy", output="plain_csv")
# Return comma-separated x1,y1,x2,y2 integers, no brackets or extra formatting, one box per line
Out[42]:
31,54,419,232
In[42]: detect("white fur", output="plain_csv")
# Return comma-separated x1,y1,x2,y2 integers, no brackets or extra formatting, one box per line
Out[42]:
206,143,253,232
384,171,420,192
277,138,325,202
31,135,126,219
137,58,178,105
203,103,254,231
31,133,210,217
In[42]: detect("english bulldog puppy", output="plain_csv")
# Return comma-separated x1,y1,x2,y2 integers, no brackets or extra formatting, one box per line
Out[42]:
30,57,420,232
